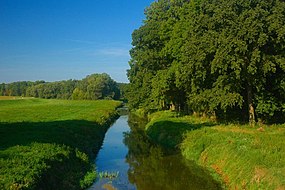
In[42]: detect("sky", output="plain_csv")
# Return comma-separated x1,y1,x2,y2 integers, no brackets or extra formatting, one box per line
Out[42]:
0,0,154,83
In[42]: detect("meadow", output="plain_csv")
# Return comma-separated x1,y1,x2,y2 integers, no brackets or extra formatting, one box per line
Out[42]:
145,111,285,189
0,98,121,190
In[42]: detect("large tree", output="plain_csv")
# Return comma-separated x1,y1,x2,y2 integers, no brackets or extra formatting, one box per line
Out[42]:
127,0,187,111
185,0,285,123
127,0,285,123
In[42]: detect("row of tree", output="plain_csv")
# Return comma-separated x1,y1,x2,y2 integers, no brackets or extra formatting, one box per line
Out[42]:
1,73,121,100
127,0,285,123
0,81,45,97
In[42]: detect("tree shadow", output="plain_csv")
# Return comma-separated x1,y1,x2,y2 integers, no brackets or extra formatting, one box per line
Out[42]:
0,119,112,190
0,120,111,155
146,120,217,150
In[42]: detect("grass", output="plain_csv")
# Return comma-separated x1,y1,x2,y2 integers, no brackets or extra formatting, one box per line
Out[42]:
0,96,32,100
0,98,121,190
145,111,215,149
98,171,119,179
145,111,285,189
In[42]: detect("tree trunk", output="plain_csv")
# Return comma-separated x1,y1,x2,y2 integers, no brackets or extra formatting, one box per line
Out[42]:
247,83,256,125
170,102,175,111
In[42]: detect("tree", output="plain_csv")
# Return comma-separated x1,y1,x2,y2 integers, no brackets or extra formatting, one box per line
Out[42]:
128,0,285,123
127,0,186,111
190,0,285,123
71,73,120,100
24,73,121,101
72,88,85,100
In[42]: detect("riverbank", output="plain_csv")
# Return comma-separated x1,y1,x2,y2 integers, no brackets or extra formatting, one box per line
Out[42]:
0,98,121,190
145,111,285,189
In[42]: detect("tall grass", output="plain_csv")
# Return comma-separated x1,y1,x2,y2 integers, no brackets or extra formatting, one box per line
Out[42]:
0,98,121,190
181,125,285,189
146,111,285,189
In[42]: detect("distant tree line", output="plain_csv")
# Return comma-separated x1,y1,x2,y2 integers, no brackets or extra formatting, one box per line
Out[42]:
0,81,45,97
127,0,285,123
0,73,122,100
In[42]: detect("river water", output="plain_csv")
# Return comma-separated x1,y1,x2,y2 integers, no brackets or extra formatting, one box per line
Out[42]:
89,115,222,190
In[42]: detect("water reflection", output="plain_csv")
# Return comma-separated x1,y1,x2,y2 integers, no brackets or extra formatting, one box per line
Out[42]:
90,114,222,190
89,115,136,190
124,114,222,190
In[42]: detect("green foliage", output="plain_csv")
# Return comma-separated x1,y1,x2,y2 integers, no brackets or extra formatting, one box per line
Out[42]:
26,81,76,99
0,99,121,189
80,171,97,189
0,81,45,97
1,73,121,101
72,88,85,100
127,0,285,123
117,82,129,102
0,143,97,190
78,73,120,100
98,171,119,179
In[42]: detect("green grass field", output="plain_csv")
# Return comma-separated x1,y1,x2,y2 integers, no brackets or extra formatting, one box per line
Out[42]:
0,98,121,190
146,111,285,189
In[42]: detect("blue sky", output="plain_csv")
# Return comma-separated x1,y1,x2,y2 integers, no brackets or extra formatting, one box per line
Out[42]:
0,0,154,83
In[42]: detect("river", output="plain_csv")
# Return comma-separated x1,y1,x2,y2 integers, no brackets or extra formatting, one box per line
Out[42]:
88,115,222,190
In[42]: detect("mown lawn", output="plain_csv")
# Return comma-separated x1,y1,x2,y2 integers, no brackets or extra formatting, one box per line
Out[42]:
145,111,285,189
0,98,121,190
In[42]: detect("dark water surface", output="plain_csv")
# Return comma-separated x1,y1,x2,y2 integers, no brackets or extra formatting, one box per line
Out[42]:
89,115,222,190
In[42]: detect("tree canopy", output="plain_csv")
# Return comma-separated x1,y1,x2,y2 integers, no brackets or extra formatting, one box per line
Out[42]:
127,0,285,123
1,73,121,101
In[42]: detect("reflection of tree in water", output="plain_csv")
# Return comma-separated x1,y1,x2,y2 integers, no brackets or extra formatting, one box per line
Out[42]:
123,114,222,190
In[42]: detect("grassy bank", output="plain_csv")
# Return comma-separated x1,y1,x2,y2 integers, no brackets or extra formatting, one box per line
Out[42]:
0,98,121,190
145,111,285,189
145,111,214,149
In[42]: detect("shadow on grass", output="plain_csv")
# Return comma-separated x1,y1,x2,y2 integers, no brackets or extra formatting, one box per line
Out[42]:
0,120,110,156
37,151,89,190
0,119,116,190
146,120,216,150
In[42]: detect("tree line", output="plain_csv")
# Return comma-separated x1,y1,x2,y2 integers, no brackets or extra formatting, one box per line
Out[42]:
126,0,285,123
0,73,122,100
